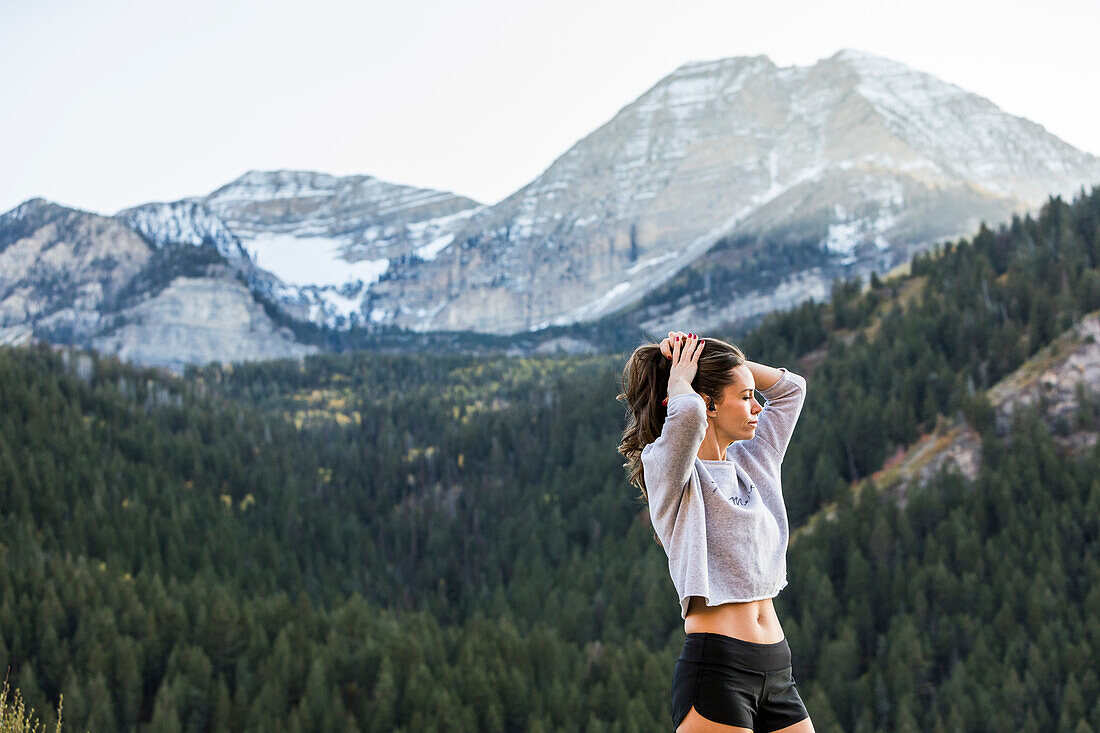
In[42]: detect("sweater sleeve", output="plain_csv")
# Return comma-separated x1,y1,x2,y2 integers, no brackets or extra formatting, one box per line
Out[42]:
640,392,708,535
741,368,807,462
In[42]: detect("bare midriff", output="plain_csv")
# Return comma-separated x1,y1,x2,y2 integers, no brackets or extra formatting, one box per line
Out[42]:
683,596,785,643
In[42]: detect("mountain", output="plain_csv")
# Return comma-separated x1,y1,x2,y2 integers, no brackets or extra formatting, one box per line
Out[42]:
368,48,1100,334
118,170,482,329
0,198,316,371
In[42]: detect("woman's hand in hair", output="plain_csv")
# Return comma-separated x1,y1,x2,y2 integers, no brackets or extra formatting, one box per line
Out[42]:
664,332,704,400
659,331,690,360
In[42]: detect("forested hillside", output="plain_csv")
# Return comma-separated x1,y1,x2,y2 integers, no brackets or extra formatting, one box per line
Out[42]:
1,187,1099,731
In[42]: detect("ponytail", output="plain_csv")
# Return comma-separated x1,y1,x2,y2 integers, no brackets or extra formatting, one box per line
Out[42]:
616,336,745,546
616,342,670,545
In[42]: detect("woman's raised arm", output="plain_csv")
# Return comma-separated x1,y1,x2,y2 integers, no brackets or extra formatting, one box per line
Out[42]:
743,365,807,462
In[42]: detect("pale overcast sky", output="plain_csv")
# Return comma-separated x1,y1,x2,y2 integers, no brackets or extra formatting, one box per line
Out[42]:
2,0,1098,216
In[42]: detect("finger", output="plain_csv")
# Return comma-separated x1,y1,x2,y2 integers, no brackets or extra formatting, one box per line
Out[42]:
672,335,682,363
692,337,704,363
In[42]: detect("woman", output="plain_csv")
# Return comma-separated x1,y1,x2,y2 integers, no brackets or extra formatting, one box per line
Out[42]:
618,331,813,732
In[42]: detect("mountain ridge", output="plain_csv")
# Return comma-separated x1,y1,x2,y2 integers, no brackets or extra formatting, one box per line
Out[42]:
4,49,1100,367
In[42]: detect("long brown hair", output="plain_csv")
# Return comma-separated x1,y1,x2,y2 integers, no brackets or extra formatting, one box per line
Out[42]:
616,336,746,545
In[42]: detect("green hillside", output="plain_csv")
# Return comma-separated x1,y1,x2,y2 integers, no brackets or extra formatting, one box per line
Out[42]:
1,186,1099,731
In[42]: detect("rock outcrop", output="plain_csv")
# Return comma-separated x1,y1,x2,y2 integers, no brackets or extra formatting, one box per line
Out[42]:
875,311,1100,501
91,273,316,373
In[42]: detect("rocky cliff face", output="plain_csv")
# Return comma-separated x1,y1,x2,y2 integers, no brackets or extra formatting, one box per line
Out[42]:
0,199,153,344
91,273,317,373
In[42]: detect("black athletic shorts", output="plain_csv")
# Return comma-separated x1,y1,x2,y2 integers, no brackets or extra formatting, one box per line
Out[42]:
671,632,809,732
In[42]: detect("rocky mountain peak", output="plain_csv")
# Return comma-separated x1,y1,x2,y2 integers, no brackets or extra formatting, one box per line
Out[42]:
2,197,87,233
1,196,52,219
207,169,376,205
366,50,1100,335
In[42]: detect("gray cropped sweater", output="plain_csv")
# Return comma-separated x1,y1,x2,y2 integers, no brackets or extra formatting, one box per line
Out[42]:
640,368,807,619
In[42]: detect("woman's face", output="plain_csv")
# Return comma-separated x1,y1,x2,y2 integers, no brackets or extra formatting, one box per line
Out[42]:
711,364,762,442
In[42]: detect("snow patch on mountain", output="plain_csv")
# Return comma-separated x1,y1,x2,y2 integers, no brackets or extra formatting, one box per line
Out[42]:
566,281,633,321
241,233,389,288
628,250,679,274
416,233,455,261
824,198,902,257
